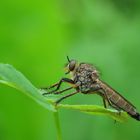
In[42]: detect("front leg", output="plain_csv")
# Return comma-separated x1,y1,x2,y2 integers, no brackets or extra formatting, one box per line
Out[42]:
43,87,73,95
43,78,75,95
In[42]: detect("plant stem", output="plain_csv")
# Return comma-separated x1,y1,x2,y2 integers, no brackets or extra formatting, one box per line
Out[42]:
53,112,62,140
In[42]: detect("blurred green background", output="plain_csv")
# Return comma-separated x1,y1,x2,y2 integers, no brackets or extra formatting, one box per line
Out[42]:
0,0,140,140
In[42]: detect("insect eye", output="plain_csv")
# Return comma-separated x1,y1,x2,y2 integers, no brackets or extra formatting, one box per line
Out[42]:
69,61,76,71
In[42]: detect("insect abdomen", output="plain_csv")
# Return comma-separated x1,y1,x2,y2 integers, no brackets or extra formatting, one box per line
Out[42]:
109,91,140,121
98,80,140,121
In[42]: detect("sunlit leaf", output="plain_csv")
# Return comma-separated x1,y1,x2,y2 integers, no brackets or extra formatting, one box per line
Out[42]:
57,104,128,122
0,64,56,111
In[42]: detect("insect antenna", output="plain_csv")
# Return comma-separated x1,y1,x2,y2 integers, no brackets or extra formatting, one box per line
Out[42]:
67,56,70,62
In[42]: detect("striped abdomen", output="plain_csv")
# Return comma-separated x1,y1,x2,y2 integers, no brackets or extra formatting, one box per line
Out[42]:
98,80,140,121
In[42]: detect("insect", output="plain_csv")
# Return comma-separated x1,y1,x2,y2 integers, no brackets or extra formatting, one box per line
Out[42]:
42,56,140,121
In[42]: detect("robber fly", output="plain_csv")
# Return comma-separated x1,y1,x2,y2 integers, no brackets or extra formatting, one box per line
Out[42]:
42,56,140,121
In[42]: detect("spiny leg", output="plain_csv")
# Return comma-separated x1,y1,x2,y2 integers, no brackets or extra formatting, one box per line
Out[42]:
55,91,79,104
41,83,59,90
53,87,73,95
54,78,74,91
43,87,73,95
42,78,74,94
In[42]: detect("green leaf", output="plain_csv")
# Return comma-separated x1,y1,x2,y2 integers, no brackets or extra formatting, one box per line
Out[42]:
0,64,56,111
57,104,128,122
0,63,129,122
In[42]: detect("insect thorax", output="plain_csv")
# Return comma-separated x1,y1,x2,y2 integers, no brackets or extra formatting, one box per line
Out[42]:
72,63,99,93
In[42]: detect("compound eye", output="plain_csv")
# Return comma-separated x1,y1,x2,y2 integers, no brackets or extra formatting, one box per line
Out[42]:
69,61,76,71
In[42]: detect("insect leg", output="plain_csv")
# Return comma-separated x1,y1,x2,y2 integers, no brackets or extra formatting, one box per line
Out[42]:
90,87,114,109
53,87,73,94
101,90,121,112
41,78,74,90
102,94,120,111
43,87,73,95
109,103,121,112
96,92,108,108
103,97,107,108
41,83,59,90
87,85,108,108
101,91,112,107
55,91,79,104
55,78,74,90
43,78,75,94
